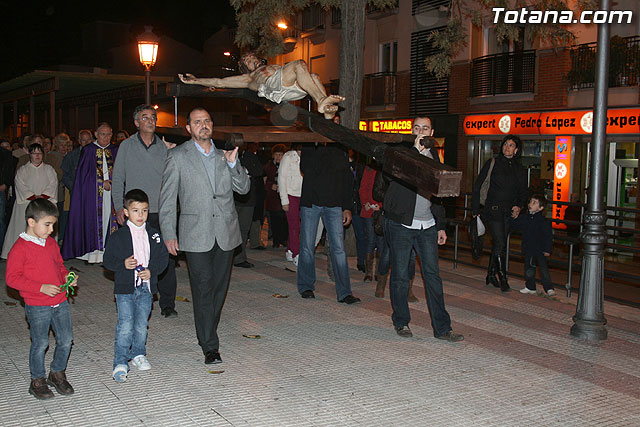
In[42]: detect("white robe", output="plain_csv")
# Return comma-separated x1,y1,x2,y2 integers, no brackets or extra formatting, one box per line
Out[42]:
1,162,58,258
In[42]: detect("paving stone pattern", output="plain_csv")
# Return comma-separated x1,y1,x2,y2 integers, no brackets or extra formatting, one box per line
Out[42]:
1,250,639,426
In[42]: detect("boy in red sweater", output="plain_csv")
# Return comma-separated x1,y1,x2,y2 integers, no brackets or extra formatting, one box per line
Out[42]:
5,199,77,400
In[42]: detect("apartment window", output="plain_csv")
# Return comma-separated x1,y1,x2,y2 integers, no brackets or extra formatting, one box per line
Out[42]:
483,26,531,56
379,41,398,73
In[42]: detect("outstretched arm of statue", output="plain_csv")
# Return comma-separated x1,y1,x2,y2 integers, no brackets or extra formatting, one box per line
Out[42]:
178,73,253,89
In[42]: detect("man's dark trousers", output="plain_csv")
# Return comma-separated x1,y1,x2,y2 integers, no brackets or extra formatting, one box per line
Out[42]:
184,243,233,354
147,213,177,310
384,217,452,337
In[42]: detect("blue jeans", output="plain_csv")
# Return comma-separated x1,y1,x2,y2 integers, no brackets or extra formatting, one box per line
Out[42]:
384,218,452,336
298,205,353,300
25,300,73,379
363,217,391,275
351,214,366,265
361,217,376,254
377,234,391,275
114,286,152,369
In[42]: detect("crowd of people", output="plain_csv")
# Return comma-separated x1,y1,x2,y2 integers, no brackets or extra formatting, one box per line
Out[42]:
5,107,561,401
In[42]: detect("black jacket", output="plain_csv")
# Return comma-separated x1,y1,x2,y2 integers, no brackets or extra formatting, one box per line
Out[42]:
349,158,364,215
300,145,352,210
103,223,169,294
234,150,264,207
381,146,446,231
471,140,528,215
0,147,14,190
511,211,553,256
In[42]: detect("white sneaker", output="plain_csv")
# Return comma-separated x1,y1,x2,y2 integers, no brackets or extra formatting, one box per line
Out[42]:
112,364,128,383
292,254,298,266
285,250,293,262
131,355,151,371
520,287,536,295
547,289,557,297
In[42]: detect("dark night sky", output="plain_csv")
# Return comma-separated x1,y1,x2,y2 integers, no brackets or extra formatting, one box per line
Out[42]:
0,0,237,81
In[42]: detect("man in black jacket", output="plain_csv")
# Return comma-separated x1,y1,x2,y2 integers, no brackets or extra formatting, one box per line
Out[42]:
382,117,463,341
296,143,360,304
233,145,264,268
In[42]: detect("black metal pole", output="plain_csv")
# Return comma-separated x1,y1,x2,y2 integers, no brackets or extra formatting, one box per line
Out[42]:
570,0,610,341
145,68,151,105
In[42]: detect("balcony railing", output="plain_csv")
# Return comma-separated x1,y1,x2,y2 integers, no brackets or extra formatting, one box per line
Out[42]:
412,0,450,15
366,0,399,18
470,50,536,97
568,35,640,89
363,72,397,106
302,5,325,32
331,8,341,27
325,73,397,107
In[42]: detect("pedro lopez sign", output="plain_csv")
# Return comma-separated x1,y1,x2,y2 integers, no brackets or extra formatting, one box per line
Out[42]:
463,108,640,136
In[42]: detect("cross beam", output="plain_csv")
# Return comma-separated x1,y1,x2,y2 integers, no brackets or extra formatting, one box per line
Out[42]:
167,83,461,197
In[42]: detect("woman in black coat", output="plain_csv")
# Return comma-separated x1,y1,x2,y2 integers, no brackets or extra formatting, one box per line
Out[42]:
471,134,528,292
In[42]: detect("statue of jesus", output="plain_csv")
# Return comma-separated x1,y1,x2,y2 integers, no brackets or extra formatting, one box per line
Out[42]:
179,52,345,119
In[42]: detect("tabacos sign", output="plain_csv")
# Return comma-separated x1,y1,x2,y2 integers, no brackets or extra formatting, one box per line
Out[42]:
359,119,413,134
552,136,574,230
463,108,640,135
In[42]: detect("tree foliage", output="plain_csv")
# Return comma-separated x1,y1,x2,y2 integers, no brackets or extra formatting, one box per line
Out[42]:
230,0,396,57
425,0,598,79
230,0,397,130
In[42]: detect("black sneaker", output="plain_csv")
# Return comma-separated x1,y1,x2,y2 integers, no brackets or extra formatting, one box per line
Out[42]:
161,307,178,318
338,295,361,304
300,290,315,299
204,351,222,364
436,330,464,342
395,325,413,338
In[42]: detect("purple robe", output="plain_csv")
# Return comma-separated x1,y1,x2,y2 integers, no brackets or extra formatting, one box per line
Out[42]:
62,143,119,260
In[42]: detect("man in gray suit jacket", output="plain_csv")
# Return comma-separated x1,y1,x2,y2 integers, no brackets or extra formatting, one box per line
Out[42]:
159,107,250,365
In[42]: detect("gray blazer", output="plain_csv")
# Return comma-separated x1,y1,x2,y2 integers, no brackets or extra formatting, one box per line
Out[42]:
159,139,250,252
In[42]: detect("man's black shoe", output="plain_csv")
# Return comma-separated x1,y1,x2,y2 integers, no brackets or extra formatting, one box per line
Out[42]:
357,264,365,272
436,330,464,342
234,261,254,268
161,307,178,318
339,295,361,304
300,290,315,299
395,325,413,338
204,351,222,364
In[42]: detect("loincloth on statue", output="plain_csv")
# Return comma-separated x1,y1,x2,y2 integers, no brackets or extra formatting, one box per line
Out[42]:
257,67,307,103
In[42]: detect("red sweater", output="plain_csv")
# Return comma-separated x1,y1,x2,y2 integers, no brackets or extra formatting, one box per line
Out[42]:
359,167,380,219
6,237,69,306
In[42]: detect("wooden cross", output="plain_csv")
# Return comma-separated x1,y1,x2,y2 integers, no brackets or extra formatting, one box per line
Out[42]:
167,83,461,197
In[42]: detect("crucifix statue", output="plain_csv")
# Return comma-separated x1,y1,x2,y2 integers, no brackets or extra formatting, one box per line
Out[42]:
179,52,345,119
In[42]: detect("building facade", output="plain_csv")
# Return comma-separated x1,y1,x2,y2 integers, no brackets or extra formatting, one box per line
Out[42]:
269,0,639,228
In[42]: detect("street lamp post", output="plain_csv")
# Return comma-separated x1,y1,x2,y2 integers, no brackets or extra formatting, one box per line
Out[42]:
570,0,610,341
137,26,159,105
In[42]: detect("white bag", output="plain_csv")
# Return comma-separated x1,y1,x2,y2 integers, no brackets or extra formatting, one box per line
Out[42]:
476,216,486,237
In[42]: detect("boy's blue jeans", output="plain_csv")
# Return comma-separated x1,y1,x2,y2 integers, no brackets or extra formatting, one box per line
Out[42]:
25,300,73,379
524,254,553,292
113,286,152,370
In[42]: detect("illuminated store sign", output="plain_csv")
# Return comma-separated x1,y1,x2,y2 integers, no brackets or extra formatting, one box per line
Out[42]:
463,108,640,135
359,119,413,134
552,136,574,229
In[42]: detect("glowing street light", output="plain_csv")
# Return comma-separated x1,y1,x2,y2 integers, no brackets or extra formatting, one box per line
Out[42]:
277,22,288,30
137,26,159,105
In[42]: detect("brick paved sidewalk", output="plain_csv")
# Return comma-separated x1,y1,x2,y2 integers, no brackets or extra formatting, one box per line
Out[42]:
1,249,639,426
